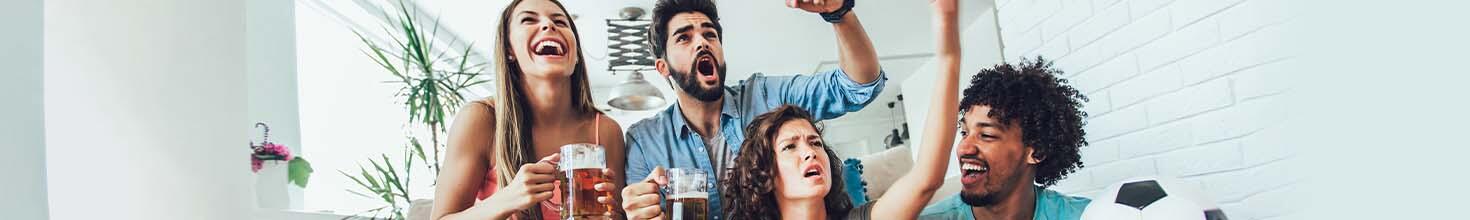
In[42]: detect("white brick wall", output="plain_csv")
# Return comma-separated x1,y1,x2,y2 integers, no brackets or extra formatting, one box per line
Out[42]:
994,0,1298,219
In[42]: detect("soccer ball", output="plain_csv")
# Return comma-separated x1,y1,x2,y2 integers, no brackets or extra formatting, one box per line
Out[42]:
1080,177,1229,220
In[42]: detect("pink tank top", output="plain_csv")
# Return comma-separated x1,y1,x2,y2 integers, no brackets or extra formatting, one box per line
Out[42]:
475,113,602,219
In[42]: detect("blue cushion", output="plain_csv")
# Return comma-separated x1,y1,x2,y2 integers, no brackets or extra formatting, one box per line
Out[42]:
841,158,871,206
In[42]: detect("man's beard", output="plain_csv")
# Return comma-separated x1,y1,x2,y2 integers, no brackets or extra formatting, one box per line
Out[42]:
960,189,1000,207
958,154,999,207
671,59,726,102
959,161,1025,208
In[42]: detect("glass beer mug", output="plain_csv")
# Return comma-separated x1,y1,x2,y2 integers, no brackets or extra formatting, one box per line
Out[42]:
558,143,612,219
662,168,710,220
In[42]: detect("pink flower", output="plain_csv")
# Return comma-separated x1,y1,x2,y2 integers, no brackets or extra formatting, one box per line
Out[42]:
252,157,264,172
263,143,292,160
251,142,295,172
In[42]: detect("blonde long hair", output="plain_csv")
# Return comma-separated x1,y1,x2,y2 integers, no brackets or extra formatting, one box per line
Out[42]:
487,0,597,217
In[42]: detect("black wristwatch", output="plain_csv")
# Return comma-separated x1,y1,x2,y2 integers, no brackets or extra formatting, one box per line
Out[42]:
820,0,855,24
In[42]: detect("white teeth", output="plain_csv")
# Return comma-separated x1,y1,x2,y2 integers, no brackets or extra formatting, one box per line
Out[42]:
961,164,988,172
537,41,562,49
535,40,563,54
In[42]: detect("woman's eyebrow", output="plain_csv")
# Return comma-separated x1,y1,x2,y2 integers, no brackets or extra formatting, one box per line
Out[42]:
776,135,799,145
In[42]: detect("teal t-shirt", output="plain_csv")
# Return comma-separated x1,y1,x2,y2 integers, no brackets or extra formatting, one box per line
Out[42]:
919,186,1091,220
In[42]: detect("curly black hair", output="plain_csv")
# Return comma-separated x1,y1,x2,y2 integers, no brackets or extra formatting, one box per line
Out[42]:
649,0,722,59
721,105,853,220
960,57,1089,187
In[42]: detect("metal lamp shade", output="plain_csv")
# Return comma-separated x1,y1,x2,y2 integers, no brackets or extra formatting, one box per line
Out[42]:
607,71,666,111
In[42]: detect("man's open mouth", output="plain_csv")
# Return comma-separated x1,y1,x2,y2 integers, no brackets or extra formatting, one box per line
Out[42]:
960,160,990,185
695,53,717,76
961,161,989,176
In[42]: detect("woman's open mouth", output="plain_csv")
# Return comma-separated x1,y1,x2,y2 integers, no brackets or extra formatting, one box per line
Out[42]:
801,163,824,181
531,38,566,58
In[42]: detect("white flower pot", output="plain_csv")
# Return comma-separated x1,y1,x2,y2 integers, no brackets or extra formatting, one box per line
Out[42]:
254,161,302,209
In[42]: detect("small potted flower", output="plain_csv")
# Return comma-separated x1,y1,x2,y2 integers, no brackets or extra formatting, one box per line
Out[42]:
251,122,312,188
252,122,312,208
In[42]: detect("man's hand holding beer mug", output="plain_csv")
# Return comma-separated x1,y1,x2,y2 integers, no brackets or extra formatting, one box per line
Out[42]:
622,166,668,220
621,166,709,220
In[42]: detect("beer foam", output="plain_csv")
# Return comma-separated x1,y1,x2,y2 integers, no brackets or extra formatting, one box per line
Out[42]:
560,144,606,170
668,192,708,200
561,161,604,170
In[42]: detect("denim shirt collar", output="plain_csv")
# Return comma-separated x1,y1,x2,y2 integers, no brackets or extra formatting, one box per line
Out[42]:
669,89,741,139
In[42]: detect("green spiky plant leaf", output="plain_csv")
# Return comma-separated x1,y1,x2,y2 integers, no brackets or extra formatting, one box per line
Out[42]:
342,0,486,219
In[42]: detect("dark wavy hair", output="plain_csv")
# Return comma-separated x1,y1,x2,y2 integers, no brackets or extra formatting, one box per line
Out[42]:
649,0,722,59
960,57,1089,187
722,105,853,220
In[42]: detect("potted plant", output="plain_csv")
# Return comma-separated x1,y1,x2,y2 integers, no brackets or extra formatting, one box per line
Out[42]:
342,0,486,219
251,122,313,209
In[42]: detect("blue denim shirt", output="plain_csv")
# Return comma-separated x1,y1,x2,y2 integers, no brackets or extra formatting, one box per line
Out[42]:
624,68,887,219
919,186,1092,220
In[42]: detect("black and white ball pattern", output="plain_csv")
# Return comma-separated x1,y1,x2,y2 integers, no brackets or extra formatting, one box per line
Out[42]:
1081,177,1228,220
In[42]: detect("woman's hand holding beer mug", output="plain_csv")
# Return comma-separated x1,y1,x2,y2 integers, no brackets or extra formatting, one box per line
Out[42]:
592,168,622,218
479,154,561,219
622,166,669,220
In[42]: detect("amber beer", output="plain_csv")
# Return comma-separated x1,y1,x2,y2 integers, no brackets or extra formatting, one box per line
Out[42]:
664,193,709,220
560,144,611,219
662,168,710,220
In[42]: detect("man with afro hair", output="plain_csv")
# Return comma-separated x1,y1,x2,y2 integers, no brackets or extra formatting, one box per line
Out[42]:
920,57,1092,220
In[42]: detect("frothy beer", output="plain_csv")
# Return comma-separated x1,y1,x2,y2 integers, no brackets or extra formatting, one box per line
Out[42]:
663,193,708,220
560,144,610,219
662,168,709,220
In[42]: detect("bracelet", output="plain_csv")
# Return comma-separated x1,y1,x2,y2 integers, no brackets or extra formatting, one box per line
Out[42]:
820,0,855,23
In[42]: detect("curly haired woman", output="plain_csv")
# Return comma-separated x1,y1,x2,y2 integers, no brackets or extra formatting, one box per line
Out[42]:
720,1,964,219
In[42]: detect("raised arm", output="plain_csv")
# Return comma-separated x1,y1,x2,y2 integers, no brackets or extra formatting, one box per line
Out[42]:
831,12,881,83
869,0,961,218
788,0,881,83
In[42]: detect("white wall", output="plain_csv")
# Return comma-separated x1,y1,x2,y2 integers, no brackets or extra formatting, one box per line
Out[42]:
44,0,253,219
1285,1,1470,219
992,0,1299,219
820,55,935,158
0,0,49,218
248,0,305,210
